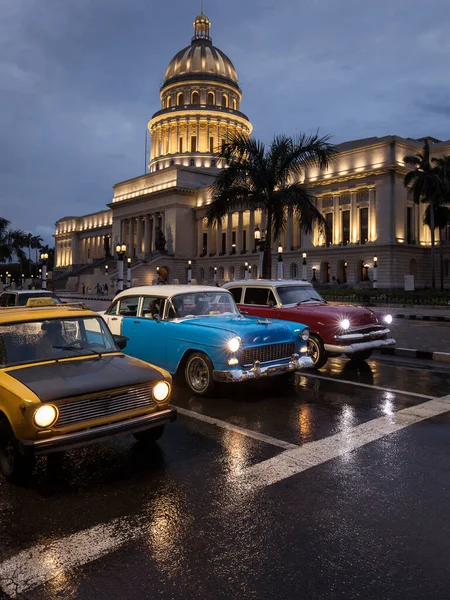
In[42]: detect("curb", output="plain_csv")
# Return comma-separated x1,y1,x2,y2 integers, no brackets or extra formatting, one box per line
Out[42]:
377,347,450,364
393,314,450,322
60,295,114,302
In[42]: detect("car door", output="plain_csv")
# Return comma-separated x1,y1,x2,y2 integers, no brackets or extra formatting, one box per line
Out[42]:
103,295,141,336
123,295,168,368
240,287,278,319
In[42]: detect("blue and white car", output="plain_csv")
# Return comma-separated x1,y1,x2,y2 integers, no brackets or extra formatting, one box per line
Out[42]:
102,285,312,396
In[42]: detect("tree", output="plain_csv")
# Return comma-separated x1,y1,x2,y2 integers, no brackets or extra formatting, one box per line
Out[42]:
424,204,450,291
31,235,43,265
155,227,166,253
404,140,448,289
206,133,336,278
0,218,26,265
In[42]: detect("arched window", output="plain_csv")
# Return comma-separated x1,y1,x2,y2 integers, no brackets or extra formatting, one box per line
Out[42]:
177,93,184,106
228,265,235,281
290,263,298,279
191,91,199,104
218,266,224,280
222,94,228,108
207,92,215,105
211,159,216,168
251,265,258,279
209,267,215,280
170,160,175,166
190,159,195,167
200,267,205,281
240,265,246,279
320,261,330,283
166,96,172,108
233,99,237,110
337,260,348,283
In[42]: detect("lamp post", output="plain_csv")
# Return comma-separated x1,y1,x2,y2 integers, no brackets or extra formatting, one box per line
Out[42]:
302,252,307,281
277,243,283,280
231,243,236,255
248,264,252,279
105,264,109,276
244,261,249,280
116,243,126,292
373,256,378,289
214,266,218,285
312,266,317,282
187,260,192,285
127,257,132,289
364,263,370,282
40,253,49,290
254,226,265,279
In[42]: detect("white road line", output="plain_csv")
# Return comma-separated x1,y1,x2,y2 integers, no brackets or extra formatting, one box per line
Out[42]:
0,518,139,598
175,406,298,450
297,372,436,400
242,394,450,489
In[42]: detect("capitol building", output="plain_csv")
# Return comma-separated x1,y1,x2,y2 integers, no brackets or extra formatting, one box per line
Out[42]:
54,11,450,291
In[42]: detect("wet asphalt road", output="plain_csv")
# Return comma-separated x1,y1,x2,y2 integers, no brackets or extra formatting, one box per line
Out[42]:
1,354,450,599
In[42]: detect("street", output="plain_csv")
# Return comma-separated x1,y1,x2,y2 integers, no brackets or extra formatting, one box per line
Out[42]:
1,351,450,599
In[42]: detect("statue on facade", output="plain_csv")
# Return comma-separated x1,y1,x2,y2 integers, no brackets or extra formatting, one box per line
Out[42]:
103,234,112,258
155,227,167,254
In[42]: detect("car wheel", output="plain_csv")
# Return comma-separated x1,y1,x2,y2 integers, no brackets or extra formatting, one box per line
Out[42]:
133,425,165,444
185,352,215,396
0,420,35,483
347,350,373,362
307,334,328,369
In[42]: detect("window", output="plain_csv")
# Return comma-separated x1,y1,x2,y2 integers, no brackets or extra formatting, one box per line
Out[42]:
179,137,183,153
207,92,215,105
191,91,199,104
170,160,175,166
233,99,237,110
406,206,413,244
202,232,207,255
290,263,298,278
342,210,350,245
0,294,15,307
222,94,228,108
191,136,197,152
229,266,235,280
210,137,215,153
360,208,369,244
325,213,333,247
118,296,140,317
16,293,61,306
244,287,277,306
190,159,195,167
177,93,184,106
221,232,226,254
211,159,216,168
140,296,165,320
106,300,119,315
228,287,243,303
218,266,224,279
199,267,205,281
243,230,247,253
166,96,172,108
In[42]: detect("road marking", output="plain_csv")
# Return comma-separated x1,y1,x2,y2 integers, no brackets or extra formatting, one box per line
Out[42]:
242,394,450,489
297,372,436,400
0,518,139,598
175,405,298,450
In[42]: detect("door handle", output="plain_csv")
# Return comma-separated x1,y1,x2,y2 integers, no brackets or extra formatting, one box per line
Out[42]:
111,317,118,321
133,320,140,324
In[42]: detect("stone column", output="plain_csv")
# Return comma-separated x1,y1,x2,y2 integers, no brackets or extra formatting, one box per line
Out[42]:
207,119,211,153
197,218,204,257
333,195,340,245
120,220,126,245
227,213,233,253
136,217,142,256
216,219,222,255
369,188,376,243
249,210,255,252
127,219,134,257
144,215,150,255
151,215,157,252
196,118,200,152
351,192,358,243
237,211,244,253
286,208,293,250
207,223,212,255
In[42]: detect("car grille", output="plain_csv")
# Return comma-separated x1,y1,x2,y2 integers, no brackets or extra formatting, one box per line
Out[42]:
349,325,388,336
240,342,296,367
55,383,156,428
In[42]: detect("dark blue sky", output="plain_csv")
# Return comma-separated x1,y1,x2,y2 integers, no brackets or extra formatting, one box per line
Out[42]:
2,0,450,244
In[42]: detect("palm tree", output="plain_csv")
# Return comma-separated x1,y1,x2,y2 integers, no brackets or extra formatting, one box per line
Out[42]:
424,204,450,292
207,133,336,278
404,140,448,289
0,218,26,264
31,235,43,265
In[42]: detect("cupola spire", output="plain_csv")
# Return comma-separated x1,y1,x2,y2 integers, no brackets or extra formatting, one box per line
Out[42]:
193,10,211,42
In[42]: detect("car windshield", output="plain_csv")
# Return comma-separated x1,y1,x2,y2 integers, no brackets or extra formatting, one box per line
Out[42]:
17,293,61,306
276,286,325,306
168,292,238,319
0,317,117,367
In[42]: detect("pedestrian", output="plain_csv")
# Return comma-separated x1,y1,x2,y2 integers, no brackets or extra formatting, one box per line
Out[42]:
82,283,86,294
104,283,109,294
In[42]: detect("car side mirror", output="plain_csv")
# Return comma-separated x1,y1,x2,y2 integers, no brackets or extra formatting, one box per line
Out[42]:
114,335,129,350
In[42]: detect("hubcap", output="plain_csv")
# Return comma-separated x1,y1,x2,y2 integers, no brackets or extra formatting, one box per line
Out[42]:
307,339,319,365
188,357,210,392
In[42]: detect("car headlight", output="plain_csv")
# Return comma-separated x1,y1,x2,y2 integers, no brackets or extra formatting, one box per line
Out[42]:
153,381,171,402
300,328,310,341
34,404,58,428
384,314,393,325
340,319,350,331
227,337,241,353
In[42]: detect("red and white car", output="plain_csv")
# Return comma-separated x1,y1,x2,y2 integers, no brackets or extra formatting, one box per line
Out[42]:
223,280,395,369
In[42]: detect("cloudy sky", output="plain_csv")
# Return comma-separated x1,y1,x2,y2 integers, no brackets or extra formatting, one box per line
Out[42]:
2,0,450,244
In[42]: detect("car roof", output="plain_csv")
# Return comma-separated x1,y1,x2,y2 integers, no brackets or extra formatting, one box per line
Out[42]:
1,290,59,295
0,304,96,324
114,285,230,299
223,280,313,287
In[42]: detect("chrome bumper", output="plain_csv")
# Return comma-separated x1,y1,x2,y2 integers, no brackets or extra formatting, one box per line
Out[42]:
19,408,177,456
335,328,391,342
213,354,314,383
324,338,396,355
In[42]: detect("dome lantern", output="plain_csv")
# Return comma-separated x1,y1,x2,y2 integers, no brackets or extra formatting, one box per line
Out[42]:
192,12,211,43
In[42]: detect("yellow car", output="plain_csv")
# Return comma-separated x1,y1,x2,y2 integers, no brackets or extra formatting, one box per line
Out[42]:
0,299,176,483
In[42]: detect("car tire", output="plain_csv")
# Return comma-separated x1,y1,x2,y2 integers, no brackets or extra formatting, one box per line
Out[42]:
133,425,165,444
347,350,373,362
0,420,35,484
307,334,328,369
185,352,215,396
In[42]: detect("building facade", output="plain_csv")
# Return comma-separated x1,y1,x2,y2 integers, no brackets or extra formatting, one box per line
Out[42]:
54,11,450,291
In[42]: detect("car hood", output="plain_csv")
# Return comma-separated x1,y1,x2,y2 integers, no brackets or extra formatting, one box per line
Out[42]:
6,354,164,403
281,303,379,326
178,314,301,345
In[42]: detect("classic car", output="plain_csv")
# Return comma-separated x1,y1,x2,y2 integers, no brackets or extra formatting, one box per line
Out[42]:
0,290,63,307
101,285,313,396
0,298,175,483
223,280,395,369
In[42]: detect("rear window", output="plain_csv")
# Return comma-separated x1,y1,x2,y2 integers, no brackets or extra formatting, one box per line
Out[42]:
118,296,140,317
17,293,61,306
228,287,242,303
0,294,16,307
243,288,276,306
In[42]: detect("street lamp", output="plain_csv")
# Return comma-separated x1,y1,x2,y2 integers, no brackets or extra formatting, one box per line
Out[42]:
364,263,370,282
187,260,192,285
214,266,218,285
105,264,109,276
373,256,378,289
302,252,307,281
40,252,49,290
248,264,252,279
116,243,126,292
277,242,283,280
231,243,236,255
244,261,249,280
254,226,265,278
127,257,132,289
312,266,317,282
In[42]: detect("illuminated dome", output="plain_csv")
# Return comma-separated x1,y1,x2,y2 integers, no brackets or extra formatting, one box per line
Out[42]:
163,13,239,90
